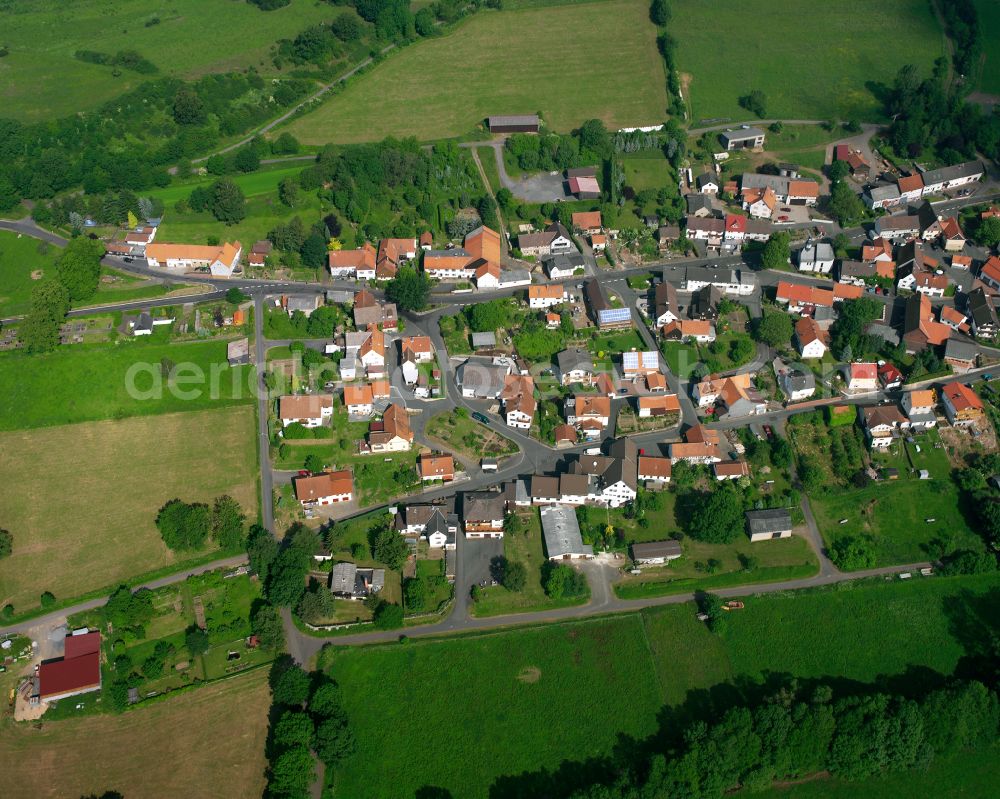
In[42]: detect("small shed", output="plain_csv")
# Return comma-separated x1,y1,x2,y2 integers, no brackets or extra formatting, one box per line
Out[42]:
472,331,496,350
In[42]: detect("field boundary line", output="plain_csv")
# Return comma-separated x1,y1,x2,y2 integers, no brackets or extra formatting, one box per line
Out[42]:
636,610,666,700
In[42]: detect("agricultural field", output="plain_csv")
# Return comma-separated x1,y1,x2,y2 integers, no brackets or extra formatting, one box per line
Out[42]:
425,411,519,461
285,0,667,144
323,614,662,798
324,571,1000,798
0,338,255,430
470,508,590,617
0,406,258,613
673,0,945,123
0,669,271,799
0,0,332,122
805,430,979,566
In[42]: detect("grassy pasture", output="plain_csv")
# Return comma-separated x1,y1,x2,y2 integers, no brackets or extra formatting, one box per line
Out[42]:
324,614,662,798
324,570,1000,797
0,0,332,122
0,406,258,612
972,0,1000,94
0,231,195,317
286,0,667,144
0,669,270,799
673,0,945,123
751,748,1000,799
147,164,309,206
0,339,255,431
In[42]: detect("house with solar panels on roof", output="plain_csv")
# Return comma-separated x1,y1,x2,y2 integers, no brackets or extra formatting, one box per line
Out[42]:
583,279,632,330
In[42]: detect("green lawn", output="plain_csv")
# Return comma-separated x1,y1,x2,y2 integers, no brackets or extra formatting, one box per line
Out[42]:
0,406,258,614
275,408,422,508
470,508,590,617
0,0,333,122
587,329,647,358
622,152,674,192
323,614,662,798
0,339,255,430
674,0,945,123
285,0,667,143
661,340,701,378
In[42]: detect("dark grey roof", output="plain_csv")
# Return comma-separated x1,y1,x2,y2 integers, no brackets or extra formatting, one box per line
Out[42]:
866,183,900,202
566,166,598,179
746,508,792,536
781,368,815,392
539,504,593,558
741,173,789,193
556,347,593,375
426,247,471,259
919,160,983,186
543,252,586,273
967,287,998,328
945,337,977,360
631,540,682,560
838,260,875,279
463,491,506,522
488,114,539,127
584,279,609,313
876,214,920,232
696,173,718,188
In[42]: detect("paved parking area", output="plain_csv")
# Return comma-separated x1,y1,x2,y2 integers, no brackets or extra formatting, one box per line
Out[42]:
460,536,504,590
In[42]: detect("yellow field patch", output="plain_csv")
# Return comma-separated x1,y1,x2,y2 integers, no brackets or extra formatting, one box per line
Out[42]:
0,406,258,612
0,669,270,799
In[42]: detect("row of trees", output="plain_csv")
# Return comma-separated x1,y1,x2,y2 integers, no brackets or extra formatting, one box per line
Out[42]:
154,495,247,552
565,679,1000,798
264,660,356,797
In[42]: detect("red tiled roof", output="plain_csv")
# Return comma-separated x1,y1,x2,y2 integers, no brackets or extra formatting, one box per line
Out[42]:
897,174,924,193
725,214,748,233
942,381,983,412
787,180,819,198
849,362,877,380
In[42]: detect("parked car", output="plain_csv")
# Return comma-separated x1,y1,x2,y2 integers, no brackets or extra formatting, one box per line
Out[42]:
472,412,490,424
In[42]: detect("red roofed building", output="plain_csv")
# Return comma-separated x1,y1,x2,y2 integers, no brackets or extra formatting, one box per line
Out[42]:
979,256,1000,292
844,362,878,393
941,381,984,427
37,631,102,702
724,213,748,240
878,363,904,390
